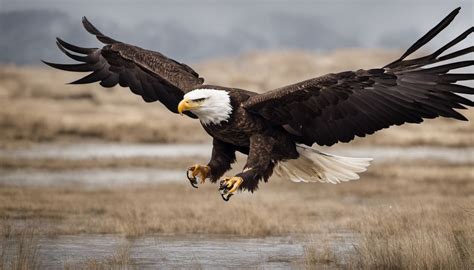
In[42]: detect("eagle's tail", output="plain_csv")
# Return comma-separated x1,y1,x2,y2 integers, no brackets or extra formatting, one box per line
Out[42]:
275,145,372,184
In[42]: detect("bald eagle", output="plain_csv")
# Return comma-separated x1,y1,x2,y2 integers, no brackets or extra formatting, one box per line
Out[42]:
44,7,473,201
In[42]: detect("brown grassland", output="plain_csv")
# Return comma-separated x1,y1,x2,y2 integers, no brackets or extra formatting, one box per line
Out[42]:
1,49,472,148
0,50,473,269
1,161,473,269
1,162,473,237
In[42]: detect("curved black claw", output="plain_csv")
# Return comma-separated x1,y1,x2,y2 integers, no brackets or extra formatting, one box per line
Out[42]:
221,193,233,202
186,169,198,189
218,176,243,201
219,180,232,201
219,180,229,193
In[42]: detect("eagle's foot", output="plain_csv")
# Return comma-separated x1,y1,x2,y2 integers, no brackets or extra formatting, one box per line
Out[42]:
186,164,210,188
219,176,243,201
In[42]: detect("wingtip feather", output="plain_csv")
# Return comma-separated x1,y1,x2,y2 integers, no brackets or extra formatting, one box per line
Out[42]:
41,60,92,72
56,37,96,54
81,17,118,44
82,16,102,36
385,7,463,69
55,40,89,62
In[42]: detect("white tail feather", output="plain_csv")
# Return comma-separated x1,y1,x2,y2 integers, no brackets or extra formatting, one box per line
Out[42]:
275,145,372,184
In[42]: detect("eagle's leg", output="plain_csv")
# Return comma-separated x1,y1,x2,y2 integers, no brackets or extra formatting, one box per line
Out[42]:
219,134,275,201
187,139,236,188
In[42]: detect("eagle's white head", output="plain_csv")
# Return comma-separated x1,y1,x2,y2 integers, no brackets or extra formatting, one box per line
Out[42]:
178,89,233,125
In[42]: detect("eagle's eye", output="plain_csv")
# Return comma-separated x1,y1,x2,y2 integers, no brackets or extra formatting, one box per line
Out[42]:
192,98,206,103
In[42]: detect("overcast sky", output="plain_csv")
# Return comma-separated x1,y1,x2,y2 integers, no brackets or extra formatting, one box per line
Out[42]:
1,0,472,64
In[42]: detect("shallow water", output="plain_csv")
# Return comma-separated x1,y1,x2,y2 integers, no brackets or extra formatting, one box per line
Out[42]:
1,143,472,162
0,168,183,187
0,143,212,160
1,143,472,187
332,145,473,163
3,233,357,269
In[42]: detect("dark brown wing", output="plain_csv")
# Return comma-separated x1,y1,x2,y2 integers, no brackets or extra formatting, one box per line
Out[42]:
243,7,474,146
43,17,204,117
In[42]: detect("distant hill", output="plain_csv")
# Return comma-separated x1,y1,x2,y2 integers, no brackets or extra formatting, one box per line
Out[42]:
1,3,472,66
0,9,399,65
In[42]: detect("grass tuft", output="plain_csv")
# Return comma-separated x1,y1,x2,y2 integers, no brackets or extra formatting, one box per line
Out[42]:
303,207,474,269
351,208,473,269
63,244,135,270
304,239,337,269
0,227,41,270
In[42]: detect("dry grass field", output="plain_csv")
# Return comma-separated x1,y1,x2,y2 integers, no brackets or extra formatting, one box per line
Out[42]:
0,161,472,268
0,50,473,269
1,162,473,237
1,49,472,148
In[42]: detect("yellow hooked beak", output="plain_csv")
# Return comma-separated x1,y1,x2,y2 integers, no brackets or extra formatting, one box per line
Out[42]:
178,98,200,115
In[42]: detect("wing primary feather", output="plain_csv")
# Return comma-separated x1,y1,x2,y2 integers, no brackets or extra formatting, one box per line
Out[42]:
431,27,473,59
417,61,474,74
56,41,90,62
397,84,466,119
56,38,96,54
393,45,473,72
428,91,473,107
82,17,118,44
41,61,92,72
385,7,461,68
69,69,110,84
435,84,474,94
82,16,105,36
441,73,474,82
445,93,474,106
388,28,472,72
438,46,474,61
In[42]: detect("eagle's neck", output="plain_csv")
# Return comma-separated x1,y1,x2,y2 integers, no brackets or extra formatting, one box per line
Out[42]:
188,89,233,125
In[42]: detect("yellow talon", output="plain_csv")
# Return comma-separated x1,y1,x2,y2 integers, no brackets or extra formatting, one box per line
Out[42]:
226,178,234,188
228,178,243,193
195,164,210,184
219,176,244,201
187,164,210,188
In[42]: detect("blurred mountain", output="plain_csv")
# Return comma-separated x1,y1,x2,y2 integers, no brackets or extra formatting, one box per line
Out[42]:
0,9,361,65
0,1,472,66
0,10,87,65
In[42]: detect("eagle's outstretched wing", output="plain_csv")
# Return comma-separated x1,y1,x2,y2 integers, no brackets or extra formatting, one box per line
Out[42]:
43,17,204,118
243,7,473,146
